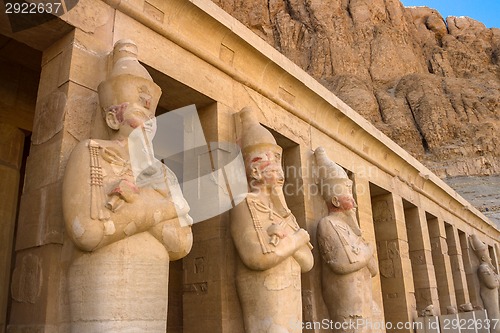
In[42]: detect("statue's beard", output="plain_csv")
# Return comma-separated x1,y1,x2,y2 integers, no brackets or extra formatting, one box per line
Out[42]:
341,208,362,236
269,185,291,216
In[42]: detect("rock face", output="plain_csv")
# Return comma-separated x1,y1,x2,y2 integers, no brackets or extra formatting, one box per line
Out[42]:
211,0,500,179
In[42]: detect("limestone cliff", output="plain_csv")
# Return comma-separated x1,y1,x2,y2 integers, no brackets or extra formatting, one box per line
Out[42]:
211,0,500,224
211,0,500,179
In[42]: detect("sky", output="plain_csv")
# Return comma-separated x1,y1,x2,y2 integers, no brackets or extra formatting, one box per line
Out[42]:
400,0,500,28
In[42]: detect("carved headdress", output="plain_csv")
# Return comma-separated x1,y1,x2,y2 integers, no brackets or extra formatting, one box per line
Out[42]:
239,107,282,174
98,39,161,113
314,147,352,199
469,234,490,261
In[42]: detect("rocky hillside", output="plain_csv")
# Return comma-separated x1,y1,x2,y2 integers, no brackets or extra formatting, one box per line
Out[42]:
211,0,500,225
212,0,499,177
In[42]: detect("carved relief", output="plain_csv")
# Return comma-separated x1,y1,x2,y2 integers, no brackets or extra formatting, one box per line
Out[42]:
379,259,395,278
372,200,392,223
10,254,42,304
62,40,193,332
230,107,313,333
314,147,378,333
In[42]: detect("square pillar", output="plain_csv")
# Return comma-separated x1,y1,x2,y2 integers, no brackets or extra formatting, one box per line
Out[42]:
353,175,386,331
444,223,470,307
426,216,457,314
404,205,440,314
7,29,109,332
371,191,416,332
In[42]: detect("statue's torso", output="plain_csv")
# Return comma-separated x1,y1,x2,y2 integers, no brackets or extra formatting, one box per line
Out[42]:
232,194,304,333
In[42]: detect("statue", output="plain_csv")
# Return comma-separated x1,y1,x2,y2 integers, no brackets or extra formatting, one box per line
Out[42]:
314,147,378,333
62,40,193,332
230,107,314,333
470,234,500,333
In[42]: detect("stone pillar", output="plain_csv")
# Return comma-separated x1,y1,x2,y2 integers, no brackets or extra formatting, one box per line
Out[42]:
7,29,109,332
459,230,482,307
0,124,25,333
354,175,386,329
404,206,440,314
426,216,457,314
183,103,242,333
371,192,416,332
444,223,470,307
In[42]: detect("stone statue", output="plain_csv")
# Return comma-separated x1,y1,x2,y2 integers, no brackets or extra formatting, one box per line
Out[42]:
62,40,193,332
314,147,378,333
470,234,500,332
230,107,314,333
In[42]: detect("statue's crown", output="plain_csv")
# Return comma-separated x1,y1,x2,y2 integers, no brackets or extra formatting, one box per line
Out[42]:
239,107,282,164
98,39,161,112
469,234,488,253
314,147,349,181
314,147,352,197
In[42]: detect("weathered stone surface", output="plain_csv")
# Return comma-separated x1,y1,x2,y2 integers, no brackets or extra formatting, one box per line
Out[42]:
211,0,500,223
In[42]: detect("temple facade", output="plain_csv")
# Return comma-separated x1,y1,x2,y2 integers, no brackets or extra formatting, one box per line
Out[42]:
0,1,499,332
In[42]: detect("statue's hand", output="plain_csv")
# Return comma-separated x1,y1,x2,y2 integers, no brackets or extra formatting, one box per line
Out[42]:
106,179,140,212
267,223,288,246
293,228,310,247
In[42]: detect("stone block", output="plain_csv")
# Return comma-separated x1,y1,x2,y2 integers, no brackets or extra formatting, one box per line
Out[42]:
62,0,114,36
31,90,66,145
64,83,98,142
23,134,62,192
15,182,65,250
8,245,67,328
24,131,78,193
59,43,107,91
37,52,65,101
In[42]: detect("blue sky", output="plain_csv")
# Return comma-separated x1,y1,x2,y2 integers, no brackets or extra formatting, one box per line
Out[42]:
400,0,500,28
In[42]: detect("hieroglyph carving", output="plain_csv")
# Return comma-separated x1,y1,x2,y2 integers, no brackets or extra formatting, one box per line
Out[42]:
62,39,192,332
230,107,314,333
314,147,378,333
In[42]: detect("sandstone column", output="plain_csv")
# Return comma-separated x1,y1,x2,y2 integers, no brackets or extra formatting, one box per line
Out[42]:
404,205,440,314
427,216,457,314
444,223,470,306
353,175,386,328
371,192,416,332
8,28,110,331
0,124,24,333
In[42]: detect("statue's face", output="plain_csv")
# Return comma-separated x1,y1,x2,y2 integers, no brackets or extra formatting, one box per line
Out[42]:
325,179,357,212
260,163,284,187
335,194,357,211
119,104,156,138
